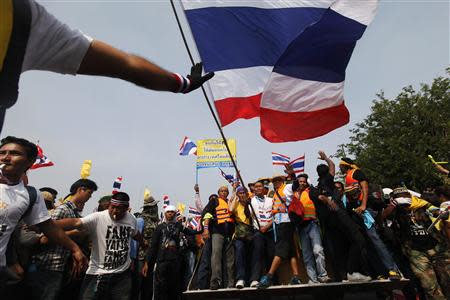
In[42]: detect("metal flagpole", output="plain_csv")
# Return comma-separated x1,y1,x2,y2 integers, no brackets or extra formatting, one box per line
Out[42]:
169,0,261,230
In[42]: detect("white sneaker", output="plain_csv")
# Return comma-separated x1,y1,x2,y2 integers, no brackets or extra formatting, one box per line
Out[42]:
318,275,331,283
347,272,372,282
236,279,245,289
250,280,259,288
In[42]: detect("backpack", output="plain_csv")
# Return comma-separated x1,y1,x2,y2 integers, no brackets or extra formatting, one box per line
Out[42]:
275,189,305,225
22,186,38,220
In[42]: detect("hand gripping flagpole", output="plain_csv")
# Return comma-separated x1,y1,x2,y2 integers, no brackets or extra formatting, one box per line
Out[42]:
169,0,261,231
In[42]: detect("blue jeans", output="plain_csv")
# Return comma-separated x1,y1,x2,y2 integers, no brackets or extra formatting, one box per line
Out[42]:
196,239,212,290
234,239,250,281
183,250,196,290
298,220,327,282
79,269,132,300
366,226,398,272
26,269,64,300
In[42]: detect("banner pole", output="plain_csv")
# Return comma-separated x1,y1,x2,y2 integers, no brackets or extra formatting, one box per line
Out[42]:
195,166,199,185
170,0,260,229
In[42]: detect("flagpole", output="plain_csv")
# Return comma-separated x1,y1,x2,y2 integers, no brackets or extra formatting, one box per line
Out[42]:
169,0,241,184
195,166,199,185
169,0,260,230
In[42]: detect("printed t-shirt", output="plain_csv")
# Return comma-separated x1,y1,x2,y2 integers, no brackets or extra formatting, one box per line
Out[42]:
0,182,49,266
251,195,273,230
22,0,93,74
81,210,137,275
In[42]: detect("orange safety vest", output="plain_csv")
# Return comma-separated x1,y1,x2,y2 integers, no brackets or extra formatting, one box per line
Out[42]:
295,189,316,220
272,184,288,215
345,169,363,201
215,198,234,224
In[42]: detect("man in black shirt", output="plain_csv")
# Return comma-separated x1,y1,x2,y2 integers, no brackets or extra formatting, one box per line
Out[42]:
142,205,198,300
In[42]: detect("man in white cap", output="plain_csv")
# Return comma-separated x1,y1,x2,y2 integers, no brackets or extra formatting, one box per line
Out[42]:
142,205,199,300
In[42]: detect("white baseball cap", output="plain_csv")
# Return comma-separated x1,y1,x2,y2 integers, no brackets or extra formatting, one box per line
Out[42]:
164,205,177,213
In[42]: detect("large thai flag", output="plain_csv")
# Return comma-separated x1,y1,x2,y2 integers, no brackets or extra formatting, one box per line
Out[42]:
182,0,378,142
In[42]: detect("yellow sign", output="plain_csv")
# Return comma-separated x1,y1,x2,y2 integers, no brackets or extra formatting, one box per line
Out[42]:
196,139,236,169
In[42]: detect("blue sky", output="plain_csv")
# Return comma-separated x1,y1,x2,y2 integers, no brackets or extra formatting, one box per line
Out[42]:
5,0,449,214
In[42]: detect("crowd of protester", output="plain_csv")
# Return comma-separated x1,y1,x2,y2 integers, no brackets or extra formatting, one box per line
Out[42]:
0,136,449,300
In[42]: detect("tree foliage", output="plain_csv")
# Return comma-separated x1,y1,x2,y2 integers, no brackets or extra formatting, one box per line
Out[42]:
336,69,450,191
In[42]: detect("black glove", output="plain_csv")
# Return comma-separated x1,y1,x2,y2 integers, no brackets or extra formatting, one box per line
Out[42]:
184,62,214,93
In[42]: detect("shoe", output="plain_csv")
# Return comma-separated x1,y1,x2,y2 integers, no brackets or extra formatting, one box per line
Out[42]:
250,281,259,288
347,272,372,282
376,275,388,280
388,270,401,281
257,274,273,289
210,280,221,290
235,280,245,289
289,276,302,285
318,275,331,283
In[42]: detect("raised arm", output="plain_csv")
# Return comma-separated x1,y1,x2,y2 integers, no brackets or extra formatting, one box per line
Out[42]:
78,40,213,93
318,150,335,177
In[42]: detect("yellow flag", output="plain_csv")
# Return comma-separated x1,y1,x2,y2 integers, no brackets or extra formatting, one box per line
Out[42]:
80,160,92,179
177,202,186,215
143,187,151,200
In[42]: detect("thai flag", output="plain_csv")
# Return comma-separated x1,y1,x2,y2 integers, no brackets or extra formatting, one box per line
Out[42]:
189,206,202,217
289,155,305,174
112,176,123,194
182,0,378,142
31,145,54,169
163,195,170,209
219,168,234,183
272,152,290,166
179,136,197,156
189,217,201,230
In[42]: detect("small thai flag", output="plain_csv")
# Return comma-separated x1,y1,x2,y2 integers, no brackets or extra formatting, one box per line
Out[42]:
189,206,201,217
112,176,123,194
272,152,290,166
289,155,305,174
163,195,170,209
179,136,197,156
189,217,200,230
219,168,234,183
31,145,54,170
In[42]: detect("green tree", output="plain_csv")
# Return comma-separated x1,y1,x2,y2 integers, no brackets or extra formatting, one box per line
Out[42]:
336,69,450,191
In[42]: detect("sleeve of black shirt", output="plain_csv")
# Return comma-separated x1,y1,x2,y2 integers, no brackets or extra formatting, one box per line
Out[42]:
353,169,368,182
182,224,201,236
146,224,162,269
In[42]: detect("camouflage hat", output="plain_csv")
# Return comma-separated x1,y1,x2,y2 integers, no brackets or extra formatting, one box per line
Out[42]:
98,195,112,204
392,187,410,197
143,196,159,207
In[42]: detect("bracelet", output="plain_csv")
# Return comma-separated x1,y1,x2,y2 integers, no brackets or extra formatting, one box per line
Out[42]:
172,73,191,93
